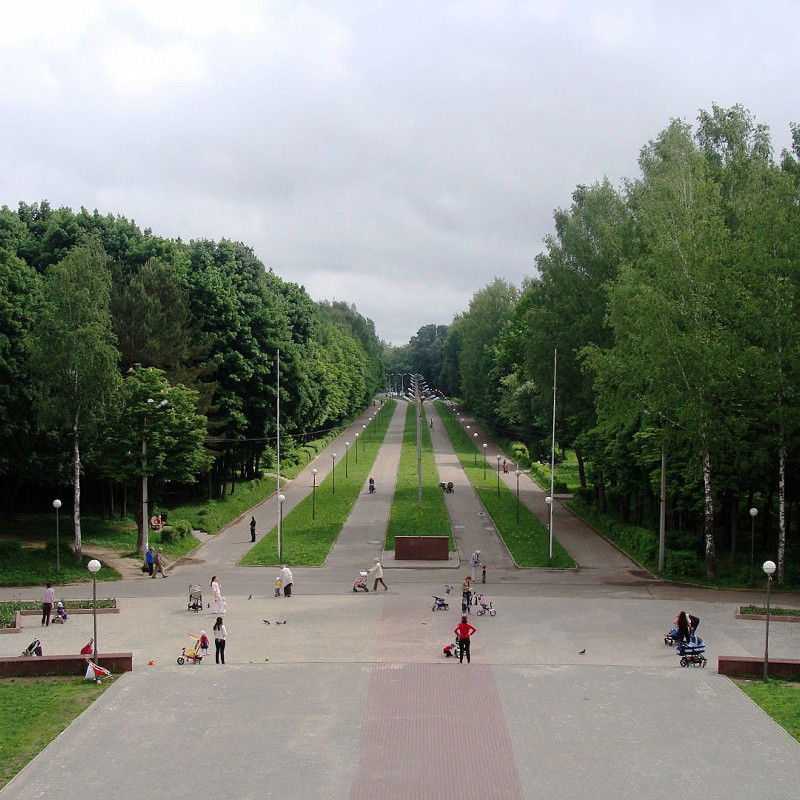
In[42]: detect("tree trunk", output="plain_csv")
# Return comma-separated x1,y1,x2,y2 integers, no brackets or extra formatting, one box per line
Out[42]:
576,449,586,489
702,450,716,578
72,409,82,563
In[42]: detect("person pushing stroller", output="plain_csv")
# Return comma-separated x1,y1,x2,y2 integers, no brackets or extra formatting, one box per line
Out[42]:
369,558,388,591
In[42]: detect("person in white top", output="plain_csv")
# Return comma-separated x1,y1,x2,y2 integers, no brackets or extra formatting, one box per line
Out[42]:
469,550,482,581
41,582,55,626
279,565,293,597
213,616,227,664
210,576,222,613
369,558,388,591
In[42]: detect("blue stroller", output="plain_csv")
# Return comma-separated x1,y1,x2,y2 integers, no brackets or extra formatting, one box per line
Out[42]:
676,635,707,667
431,596,449,611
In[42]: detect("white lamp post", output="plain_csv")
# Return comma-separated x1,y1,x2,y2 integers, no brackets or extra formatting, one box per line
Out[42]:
87,559,101,662
763,559,777,683
354,433,359,464
515,469,521,523
496,454,502,497
749,507,758,585
331,453,336,495
277,495,286,563
473,432,478,465
311,469,318,520
345,441,350,479
52,499,62,572
545,496,553,565
482,444,488,478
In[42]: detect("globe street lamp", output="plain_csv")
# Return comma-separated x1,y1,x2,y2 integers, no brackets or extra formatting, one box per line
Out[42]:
277,495,286,563
354,433,359,464
87,559,101,661
311,469,318,520
482,444,488,478
331,453,337,495
52,499,62,572
473,433,479,465
345,441,350,479
545,496,553,565
763,559,777,682
749,507,758,585
515,469,521,523
496,454,502,497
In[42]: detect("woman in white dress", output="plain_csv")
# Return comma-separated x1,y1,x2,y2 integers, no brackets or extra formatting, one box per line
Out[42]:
210,575,222,613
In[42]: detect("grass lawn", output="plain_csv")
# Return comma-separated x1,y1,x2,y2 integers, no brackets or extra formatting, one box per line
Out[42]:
0,677,113,790
437,402,574,568
385,403,453,549
737,679,800,743
240,402,396,566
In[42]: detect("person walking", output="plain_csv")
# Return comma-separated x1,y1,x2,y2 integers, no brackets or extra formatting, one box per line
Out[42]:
211,576,222,612
469,550,482,581
461,576,473,614
280,565,294,597
41,582,55,626
369,558,388,591
213,616,227,664
152,548,167,578
249,516,257,542
145,546,155,576
454,616,477,663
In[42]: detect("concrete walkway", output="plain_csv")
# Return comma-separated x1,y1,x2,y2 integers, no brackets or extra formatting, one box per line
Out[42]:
2,399,800,800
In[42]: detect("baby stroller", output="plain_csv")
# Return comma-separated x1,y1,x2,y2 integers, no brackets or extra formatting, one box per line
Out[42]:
187,584,203,613
475,596,496,617
21,638,42,657
177,634,204,665
352,571,369,592
52,601,68,623
676,635,707,668
431,595,449,611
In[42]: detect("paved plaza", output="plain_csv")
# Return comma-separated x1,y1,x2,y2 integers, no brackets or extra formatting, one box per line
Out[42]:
2,401,799,799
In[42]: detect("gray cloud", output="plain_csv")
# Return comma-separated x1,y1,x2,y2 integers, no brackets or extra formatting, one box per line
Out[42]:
1,0,798,343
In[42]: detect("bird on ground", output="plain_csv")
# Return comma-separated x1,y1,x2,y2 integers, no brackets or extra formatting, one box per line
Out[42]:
248,594,252,600
578,649,586,655
263,620,270,624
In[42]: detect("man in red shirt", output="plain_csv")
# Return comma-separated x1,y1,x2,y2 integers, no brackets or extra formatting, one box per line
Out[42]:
454,616,477,664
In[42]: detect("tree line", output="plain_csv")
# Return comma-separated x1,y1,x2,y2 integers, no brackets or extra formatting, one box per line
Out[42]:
396,104,800,582
0,202,384,557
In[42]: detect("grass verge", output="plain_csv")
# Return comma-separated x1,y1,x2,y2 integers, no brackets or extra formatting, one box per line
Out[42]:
0,599,117,629
0,677,113,790
737,679,800,742
240,402,396,566
437,402,574,568
385,403,453,550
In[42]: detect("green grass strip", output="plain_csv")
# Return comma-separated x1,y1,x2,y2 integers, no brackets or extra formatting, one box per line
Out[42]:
240,401,397,566
0,678,113,790
436,401,574,568
0,599,117,629
738,680,800,743
385,402,453,549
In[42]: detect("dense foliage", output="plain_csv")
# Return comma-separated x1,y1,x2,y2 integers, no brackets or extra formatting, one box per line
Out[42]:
0,203,384,544
407,104,800,583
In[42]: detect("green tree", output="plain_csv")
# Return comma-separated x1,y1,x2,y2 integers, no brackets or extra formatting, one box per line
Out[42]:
28,239,121,560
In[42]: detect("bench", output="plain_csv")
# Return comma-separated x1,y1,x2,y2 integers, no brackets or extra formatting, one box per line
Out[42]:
0,652,133,678
717,655,800,680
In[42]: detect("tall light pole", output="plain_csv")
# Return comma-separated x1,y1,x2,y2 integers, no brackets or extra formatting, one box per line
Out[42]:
763,559,777,682
345,441,350,479
549,349,557,565
277,494,286,563
87,559,101,661
354,433,359,463
331,453,336,495
515,469,521,523
473,433,478,465
749,507,758,585
142,397,167,557
52,499,62,572
311,469,318,520
482,444,487,478
496,454,502,497
545,496,553,565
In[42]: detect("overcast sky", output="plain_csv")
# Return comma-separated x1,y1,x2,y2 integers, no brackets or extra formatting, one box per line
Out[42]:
2,1,798,344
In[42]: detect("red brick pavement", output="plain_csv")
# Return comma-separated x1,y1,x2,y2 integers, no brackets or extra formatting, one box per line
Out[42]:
349,599,524,799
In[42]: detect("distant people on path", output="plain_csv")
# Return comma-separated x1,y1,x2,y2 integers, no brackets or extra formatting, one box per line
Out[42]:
211,576,222,611
41,582,55,626
250,516,257,542
454,616,477,663
470,550,482,581
280,565,294,597
369,558,388,591
274,576,282,597
213,616,227,664
145,546,155,576
152,548,167,578
198,630,210,656
368,477,376,494
502,459,509,473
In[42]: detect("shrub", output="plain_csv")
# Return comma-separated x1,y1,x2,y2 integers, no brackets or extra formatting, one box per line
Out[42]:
665,550,698,576
0,540,23,559
509,442,529,466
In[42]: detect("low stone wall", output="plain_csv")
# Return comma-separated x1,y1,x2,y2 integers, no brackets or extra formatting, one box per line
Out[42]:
0,602,120,635
718,655,800,680
395,536,449,560
0,652,133,678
